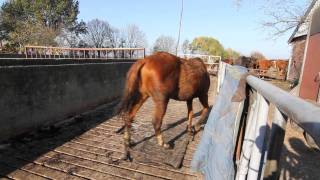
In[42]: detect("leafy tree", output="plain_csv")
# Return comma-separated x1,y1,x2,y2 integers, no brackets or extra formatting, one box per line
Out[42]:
225,48,241,59
8,20,58,51
190,36,225,57
153,35,176,54
0,0,84,50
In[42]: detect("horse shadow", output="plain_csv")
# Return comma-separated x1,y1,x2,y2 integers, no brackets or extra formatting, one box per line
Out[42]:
131,105,212,148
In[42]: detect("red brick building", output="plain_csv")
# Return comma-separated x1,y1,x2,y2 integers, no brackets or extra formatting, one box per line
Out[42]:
287,0,320,82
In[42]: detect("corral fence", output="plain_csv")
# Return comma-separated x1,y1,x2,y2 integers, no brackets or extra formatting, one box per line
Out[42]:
248,68,286,80
192,62,320,179
222,62,320,179
25,46,145,60
178,53,221,75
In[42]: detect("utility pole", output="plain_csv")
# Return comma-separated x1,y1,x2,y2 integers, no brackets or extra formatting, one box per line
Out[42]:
176,0,184,55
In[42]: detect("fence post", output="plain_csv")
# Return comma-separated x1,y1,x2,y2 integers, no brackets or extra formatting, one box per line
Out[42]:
263,108,287,180
217,62,226,93
247,93,269,180
25,47,28,59
237,92,260,180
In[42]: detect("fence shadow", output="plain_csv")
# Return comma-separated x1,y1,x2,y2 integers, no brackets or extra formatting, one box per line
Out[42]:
0,101,119,176
0,100,211,176
279,137,320,180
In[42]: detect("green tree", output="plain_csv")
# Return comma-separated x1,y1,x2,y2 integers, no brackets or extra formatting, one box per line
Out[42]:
190,36,225,57
0,0,84,51
225,48,241,59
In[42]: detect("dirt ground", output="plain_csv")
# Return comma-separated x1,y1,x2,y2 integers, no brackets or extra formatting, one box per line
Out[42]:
269,79,320,180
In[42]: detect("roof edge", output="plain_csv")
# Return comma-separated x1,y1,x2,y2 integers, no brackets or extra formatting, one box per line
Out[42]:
288,0,318,43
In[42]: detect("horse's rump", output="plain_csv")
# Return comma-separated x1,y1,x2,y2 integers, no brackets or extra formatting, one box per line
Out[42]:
118,59,146,114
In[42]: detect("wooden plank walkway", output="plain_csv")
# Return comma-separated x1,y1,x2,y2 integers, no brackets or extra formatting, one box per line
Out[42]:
0,77,217,180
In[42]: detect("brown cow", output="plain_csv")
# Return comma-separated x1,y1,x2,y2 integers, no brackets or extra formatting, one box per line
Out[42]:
257,59,273,70
273,60,288,73
234,56,257,69
223,58,234,65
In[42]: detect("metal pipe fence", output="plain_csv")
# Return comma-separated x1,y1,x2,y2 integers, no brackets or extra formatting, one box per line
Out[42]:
216,62,320,179
25,46,145,60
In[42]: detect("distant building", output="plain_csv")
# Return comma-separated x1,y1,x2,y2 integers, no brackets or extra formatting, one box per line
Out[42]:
287,0,320,81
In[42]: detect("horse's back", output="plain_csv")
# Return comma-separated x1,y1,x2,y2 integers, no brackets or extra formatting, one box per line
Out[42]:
139,52,181,96
179,58,210,99
138,52,209,100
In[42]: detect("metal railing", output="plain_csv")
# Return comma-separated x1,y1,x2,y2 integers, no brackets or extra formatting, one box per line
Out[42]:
217,62,320,179
179,54,221,75
25,46,145,60
178,53,221,64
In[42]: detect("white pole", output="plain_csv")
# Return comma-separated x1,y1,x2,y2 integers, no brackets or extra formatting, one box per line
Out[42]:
217,62,226,93
247,94,269,180
236,93,261,180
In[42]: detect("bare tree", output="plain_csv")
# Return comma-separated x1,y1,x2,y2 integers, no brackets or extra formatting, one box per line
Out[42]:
182,39,190,54
109,28,126,58
153,35,176,54
235,0,310,38
250,50,266,59
122,24,147,57
85,19,113,48
123,24,147,48
56,29,82,48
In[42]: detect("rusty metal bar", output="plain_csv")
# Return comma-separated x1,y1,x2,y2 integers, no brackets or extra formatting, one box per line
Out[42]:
23,46,145,59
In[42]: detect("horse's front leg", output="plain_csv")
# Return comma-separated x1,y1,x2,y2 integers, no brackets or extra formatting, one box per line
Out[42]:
186,99,194,135
152,98,170,149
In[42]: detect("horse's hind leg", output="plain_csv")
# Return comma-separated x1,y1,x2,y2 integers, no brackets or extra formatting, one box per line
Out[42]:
194,94,209,132
186,99,194,135
152,98,170,148
123,94,148,160
124,94,148,145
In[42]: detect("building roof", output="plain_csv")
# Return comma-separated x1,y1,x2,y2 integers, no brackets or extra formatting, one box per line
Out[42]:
288,0,320,43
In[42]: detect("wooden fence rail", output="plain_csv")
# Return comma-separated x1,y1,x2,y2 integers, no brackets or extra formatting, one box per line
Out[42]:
25,46,145,60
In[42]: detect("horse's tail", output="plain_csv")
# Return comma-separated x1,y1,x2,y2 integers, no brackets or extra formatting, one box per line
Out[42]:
117,59,146,115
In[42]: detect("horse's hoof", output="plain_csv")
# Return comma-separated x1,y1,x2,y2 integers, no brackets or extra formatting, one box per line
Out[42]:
194,124,202,132
124,140,135,148
163,143,172,149
121,151,133,162
115,125,125,134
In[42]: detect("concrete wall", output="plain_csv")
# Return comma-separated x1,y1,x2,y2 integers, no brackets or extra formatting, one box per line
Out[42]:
0,60,133,142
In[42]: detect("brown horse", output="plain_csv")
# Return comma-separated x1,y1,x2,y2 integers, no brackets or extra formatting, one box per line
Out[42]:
118,52,210,159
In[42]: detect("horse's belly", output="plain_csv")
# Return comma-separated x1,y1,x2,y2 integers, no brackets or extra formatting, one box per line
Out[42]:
171,89,196,101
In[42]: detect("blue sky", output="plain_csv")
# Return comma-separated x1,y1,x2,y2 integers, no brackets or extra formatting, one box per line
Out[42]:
78,0,294,59
0,0,305,58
